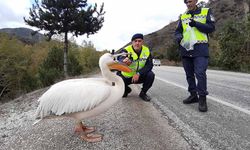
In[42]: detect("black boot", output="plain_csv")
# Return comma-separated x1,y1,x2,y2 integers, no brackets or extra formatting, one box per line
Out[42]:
198,96,208,112
139,91,151,101
183,92,198,104
123,86,132,97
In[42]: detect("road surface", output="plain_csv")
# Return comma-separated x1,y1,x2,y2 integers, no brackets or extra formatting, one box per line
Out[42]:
151,66,250,150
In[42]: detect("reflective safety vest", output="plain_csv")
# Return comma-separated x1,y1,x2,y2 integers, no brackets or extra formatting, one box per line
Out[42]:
121,45,150,77
181,8,209,44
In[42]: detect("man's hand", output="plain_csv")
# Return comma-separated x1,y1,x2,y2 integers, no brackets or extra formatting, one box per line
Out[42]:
132,74,140,83
123,57,132,66
189,18,196,27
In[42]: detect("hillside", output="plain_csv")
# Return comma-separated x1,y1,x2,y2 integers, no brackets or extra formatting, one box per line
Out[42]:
142,0,250,56
0,27,45,44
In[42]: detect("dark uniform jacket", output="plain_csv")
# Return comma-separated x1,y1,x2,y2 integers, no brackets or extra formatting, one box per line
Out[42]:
175,7,215,57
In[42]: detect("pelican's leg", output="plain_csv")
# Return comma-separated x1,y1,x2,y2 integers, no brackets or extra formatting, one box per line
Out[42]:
74,120,95,134
74,120,102,142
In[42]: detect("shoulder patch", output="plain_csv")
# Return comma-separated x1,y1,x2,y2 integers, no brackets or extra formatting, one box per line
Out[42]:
210,15,215,22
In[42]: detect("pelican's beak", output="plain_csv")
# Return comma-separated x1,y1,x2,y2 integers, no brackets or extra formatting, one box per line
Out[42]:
108,62,132,72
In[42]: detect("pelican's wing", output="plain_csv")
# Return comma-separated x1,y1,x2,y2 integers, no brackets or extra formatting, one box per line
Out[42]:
36,78,111,118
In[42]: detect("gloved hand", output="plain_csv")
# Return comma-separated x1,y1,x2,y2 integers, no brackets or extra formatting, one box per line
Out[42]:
189,18,196,27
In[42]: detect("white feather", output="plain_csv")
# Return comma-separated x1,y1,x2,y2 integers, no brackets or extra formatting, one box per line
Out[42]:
36,78,111,117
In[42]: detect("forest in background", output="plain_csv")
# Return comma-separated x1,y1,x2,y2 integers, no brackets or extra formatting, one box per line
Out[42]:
0,32,107,101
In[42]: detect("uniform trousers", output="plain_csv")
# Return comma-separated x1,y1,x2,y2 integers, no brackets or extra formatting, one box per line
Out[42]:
117,71,155,94
182,56,209,96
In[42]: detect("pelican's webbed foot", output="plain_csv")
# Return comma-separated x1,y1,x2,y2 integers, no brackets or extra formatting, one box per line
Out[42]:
81,133,103,142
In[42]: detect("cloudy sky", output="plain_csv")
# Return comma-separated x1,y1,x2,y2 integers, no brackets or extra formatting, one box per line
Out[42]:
0,0,208,51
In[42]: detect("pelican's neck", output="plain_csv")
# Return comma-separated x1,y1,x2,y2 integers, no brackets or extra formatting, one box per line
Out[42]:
101,65,120,82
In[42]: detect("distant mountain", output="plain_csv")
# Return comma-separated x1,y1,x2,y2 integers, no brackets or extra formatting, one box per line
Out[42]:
0,27,45,44
141,0,250,57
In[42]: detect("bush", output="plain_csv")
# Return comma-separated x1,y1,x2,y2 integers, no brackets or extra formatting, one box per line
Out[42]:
68,52,82,76
218,19,247,71
78,45,101,74
38,46,82,86
166,43,181,62
0,34,39,100
38,67,62,86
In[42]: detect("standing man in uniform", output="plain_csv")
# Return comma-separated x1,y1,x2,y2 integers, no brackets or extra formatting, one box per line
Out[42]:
117,33,155,102
175,0,215,112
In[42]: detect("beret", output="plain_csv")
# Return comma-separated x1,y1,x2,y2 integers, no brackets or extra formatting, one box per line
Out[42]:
131,33,143,41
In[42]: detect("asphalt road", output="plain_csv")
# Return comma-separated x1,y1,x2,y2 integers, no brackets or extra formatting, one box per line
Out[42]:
151,66,250,150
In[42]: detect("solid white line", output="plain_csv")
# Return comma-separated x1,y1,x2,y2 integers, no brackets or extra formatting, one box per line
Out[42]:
156,76,250,115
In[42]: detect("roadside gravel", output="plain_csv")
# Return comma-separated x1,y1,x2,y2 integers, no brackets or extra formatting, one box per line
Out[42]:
0,85,191,150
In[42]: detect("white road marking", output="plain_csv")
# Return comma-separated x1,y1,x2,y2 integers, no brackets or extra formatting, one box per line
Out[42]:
156,76,250,115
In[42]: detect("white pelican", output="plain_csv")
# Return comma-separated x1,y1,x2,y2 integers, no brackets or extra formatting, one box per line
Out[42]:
34,53,131,142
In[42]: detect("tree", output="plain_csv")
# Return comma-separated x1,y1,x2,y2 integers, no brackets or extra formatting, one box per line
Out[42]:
24,0,105,77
